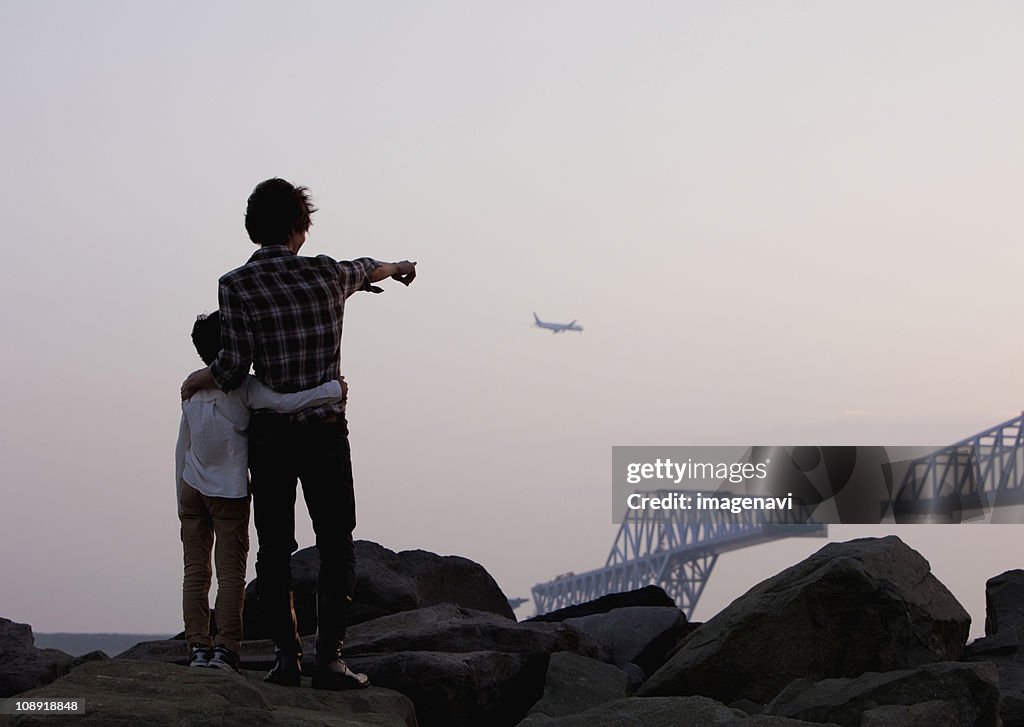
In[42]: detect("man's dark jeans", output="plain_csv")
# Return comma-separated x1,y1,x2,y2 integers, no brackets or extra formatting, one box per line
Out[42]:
249,412,356,651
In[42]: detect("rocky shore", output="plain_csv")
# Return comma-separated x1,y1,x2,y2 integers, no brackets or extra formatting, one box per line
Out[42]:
4,536,1021,726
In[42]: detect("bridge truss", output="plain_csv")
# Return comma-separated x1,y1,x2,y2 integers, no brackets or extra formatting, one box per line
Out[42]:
532,494,825,618
532,413,1024,617
892,413,1024,519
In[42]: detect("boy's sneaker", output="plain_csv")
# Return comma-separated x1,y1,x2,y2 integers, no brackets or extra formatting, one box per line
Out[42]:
189,645,212,668
209,645,241,674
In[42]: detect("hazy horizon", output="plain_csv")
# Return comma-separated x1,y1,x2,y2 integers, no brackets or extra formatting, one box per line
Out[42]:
2,1,1024,637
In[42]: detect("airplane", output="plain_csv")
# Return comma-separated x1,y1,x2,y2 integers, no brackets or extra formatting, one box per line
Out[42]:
533,312,583,334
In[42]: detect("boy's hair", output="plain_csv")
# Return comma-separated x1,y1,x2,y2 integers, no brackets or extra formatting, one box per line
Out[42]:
191,311,221,366
244,177,317,246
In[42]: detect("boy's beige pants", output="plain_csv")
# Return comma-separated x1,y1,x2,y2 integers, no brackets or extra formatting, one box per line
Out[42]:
178,481,250,652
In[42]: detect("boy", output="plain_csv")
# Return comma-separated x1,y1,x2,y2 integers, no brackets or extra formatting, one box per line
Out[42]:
175,311,346,672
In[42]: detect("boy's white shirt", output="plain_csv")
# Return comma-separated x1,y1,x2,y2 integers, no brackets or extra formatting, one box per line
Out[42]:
175,376,343,500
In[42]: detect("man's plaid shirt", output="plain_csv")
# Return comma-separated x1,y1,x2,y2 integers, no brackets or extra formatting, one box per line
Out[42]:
209,245,379,423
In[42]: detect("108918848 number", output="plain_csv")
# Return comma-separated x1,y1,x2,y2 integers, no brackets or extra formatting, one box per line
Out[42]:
1,700,83,714
17,701,79,711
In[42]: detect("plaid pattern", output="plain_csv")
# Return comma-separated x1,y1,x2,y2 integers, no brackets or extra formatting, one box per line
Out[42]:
210,245,379,423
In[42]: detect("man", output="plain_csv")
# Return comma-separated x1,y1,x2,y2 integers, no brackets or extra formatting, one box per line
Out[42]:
181,178,416,689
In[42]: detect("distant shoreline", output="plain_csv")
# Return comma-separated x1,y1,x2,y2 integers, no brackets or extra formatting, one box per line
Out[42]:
35,633,174,657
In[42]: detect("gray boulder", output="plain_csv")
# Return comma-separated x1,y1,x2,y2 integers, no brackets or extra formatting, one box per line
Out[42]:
0,618,106,698
859,700,963,727
8,659,417,726
243,541,514,639
564,606,690,669
1001,691,1024,727
986,570,1024,637
513,695,836,726
964,569,1024,726
119,605,610,727
346,650,543,727
764,661,1001,727
342,604,609,661
120,605,610,669
518,652,631,725
287,640,572,727
964,629,1024,726
638,536,970,704
729,699,765,715
523,695,742,726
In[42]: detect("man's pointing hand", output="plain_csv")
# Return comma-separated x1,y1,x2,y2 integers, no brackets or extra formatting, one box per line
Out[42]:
391,260,416,286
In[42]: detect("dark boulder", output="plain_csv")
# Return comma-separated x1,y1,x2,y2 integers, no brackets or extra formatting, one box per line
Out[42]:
517,651,631,725
343,604,609,661
764,661,1000,727
121,605,610,670
638,536,971,704
243,541,514,639
515,695,836,726
563,606,691,671
985,569,1024,637
0,618,106,698
119,604,609,727
959,569,1024,726
964,604,1024,727
347,650,544,727
859,700,963,727
522,695,743,726
8,659,417,726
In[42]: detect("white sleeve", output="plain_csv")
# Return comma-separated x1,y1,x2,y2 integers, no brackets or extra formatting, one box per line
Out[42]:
243,378,343,414
174,409,190,502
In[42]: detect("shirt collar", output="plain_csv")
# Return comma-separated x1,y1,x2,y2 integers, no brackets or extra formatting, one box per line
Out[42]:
248,245,296,263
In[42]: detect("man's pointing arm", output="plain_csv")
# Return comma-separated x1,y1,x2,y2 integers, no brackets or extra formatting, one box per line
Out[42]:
368,260,417,286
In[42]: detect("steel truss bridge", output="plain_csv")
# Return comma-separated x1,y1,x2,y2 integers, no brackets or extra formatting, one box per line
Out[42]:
531,413,1024,617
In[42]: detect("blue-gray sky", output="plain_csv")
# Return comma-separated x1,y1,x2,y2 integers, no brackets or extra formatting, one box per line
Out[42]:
1,1,1023,634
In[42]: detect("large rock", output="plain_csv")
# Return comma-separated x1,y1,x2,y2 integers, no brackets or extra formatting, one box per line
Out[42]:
121,604,610,669
524,696,742,726
764,661,1001,727
118,605,609,727
964,624,1024,726
243,541,514,639
347,650,544,727
528,586,676,623
512,695,836,726
343,604,609,661
986,569,1024,637
946,569,1024,726
563,606,691,669
118,642,564,727
0,618,106,698
7,659,417,726
518,652,631,725
638,536,970,704
859,700,963,727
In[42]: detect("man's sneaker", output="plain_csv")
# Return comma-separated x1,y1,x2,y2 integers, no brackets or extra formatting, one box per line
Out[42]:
209,645,241,674
189,645,212,668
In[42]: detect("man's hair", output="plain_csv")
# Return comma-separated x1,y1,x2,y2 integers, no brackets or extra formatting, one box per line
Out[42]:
244,178,317,246
191,311,221,366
